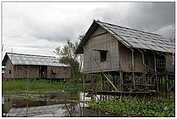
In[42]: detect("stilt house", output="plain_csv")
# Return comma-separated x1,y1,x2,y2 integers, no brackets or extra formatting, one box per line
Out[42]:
75,20,175,93
2,52,71,80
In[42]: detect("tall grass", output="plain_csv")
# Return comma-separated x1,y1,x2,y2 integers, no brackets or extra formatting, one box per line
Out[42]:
3,80,86,93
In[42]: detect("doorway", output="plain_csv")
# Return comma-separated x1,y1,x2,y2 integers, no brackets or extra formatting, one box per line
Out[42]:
39,66,47,79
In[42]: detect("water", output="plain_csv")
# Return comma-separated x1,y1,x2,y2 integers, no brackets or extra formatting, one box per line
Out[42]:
2,91,104,117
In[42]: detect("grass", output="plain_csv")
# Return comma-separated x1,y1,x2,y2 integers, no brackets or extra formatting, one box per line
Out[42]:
88,97,175,117
3,79,88,94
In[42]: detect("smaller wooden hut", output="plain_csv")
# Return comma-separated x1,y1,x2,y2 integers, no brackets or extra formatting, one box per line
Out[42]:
2,52,71,80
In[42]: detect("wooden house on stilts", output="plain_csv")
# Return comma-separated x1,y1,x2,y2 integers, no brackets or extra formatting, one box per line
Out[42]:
75,20,175,96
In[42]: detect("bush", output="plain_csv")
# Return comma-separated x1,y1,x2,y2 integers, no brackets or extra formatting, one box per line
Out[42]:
88,97,175,117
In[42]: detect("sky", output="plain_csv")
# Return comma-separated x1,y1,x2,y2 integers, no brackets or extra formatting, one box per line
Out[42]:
2,2,175,56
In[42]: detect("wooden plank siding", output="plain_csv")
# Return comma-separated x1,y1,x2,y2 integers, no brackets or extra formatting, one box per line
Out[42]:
4,57,14,79
83,27,119,73
165,54,175,73
47,66,71,79
14,65,39,79
119,43,132,72
119,42,155,73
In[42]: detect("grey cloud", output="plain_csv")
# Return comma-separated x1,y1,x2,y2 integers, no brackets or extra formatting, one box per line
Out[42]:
4,2,175,56
156,24,175,40
8,2,175,43
129,2,175,31
22,14,85,43
91,2,175,39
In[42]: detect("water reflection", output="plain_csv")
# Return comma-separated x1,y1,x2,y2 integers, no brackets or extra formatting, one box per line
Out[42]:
3,92,101,117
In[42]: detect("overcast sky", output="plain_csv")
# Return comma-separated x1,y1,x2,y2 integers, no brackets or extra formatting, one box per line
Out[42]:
2,2,175,56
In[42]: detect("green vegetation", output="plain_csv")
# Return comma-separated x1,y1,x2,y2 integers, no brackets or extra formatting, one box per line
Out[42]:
53,40,81,78
3,80,88,94
3,80,174,117
88,97,175,117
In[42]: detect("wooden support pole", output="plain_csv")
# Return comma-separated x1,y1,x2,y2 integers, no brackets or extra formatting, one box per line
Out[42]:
138,49,145,69
101,74,103,91
103,73,118,91
100,74,103,101
92,53,118,91
131,49,135,89
103,74,105,91
91,74,94,94
166,74,168,98
153,53,159,92
154,53,157,73
120,71,123,91
83,74,85,102
82,74,85,92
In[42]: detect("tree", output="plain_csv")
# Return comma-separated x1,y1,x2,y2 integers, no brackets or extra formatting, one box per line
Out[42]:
53,40,80,78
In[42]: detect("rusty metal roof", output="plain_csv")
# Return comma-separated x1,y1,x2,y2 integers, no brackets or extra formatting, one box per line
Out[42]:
6,52,70,67
75,20,175,54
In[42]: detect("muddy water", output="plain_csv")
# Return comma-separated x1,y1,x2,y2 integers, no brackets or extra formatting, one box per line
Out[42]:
3,91,105,117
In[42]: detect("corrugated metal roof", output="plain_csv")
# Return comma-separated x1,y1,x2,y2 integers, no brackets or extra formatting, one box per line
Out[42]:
6,53,70,67
96,20,175,53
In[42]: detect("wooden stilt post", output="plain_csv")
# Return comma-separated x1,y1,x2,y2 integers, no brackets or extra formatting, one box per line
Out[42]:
120,71,123,91
159,77,161,97
166,74,168,98
91,74,94,100
119,71,123,100
101,74,105,90
131,49,135,90
101,74,103,91
153,53,159,92
100,73,103,101
82,74,85,116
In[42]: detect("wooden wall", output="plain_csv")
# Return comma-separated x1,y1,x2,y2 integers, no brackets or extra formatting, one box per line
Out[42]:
13,66,71,79
47,66,71,79
3,57,14,78
14,65,39,79
144,52,155,72
119,43,147,72
165,54,175,72
83,26,119,73
134,50,146,72
119,43,132,72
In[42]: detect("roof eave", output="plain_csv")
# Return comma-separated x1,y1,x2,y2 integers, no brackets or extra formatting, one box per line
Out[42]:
75,20,99,54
